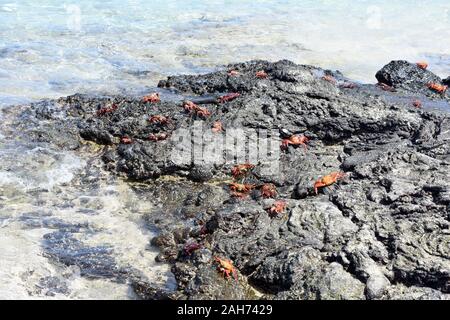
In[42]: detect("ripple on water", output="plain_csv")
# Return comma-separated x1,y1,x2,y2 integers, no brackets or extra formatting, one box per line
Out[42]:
0,130,174,298
0,1,449,105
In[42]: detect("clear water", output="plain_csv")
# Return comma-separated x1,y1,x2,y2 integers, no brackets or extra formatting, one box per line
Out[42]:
0,0,449,106
0,0,449,299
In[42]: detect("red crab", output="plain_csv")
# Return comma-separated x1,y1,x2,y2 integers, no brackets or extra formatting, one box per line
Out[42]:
195,106,211,118
281,135,309,151
377,82,396,92
266,200,287,217
218,92,240,103
148,115,170,125
416,62,428,70
182,101,210,118
97,104,118,116
228,70,240,76
212,121,224,133
314,172,346,194
142,93,160,103
412,99,422,108
427,83,448,94
231,163,255,179
229,182,255,198
120,137,133,144
183,242,202,255
182,100,198,112
214,257,238,281
149,133,169,142
256,70,268,79
340,82,357,89
322,75,336,84
260,183,277,199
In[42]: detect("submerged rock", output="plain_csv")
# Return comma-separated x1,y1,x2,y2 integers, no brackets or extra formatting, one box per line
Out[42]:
14,59,450,300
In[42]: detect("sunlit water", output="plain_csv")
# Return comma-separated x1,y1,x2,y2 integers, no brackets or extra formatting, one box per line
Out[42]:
0,0,449,299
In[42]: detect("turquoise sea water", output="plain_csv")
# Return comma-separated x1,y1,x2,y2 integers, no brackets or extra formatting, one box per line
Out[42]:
0,0,449,106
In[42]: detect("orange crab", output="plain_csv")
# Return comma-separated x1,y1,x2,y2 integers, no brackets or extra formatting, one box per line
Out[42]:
231,163,255,178
212,121,224,133
149,115,170,125
228,70,240,76
314,172,346,194
322,75,336,84
120,136,133,144
182,101,210,118
416,62,428,70
256,70,268,79
427,83,448,94
218,92,241,103
412,99,422,108
260,183,277,199
195,106,211,118
214,257,238,280
229,182,255,198
182,100,198,112
142,93,160,103
281,135,309,151
149,133,169,142
266,200,287,217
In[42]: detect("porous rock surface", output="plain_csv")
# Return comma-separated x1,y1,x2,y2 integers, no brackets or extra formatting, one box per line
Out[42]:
14,60,450,300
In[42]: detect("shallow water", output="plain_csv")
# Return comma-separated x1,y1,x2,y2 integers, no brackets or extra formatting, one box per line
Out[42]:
0,107,175,299
0,0,449,106
0,0,449,299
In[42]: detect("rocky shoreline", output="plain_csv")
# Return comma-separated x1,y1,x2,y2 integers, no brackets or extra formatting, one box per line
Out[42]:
12,59,450,299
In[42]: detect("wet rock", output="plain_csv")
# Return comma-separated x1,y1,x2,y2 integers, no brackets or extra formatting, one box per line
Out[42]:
16,59,450,300
43,230,128,280
375,60,448,98
36,276,70,297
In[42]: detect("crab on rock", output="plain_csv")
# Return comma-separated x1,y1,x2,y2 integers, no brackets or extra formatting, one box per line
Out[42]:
281,135,309,151
412,99,422,108
322,75,336,84
182,101,211,118
214,257,238,280
231,163,255,178
427,83,448,94
97,104,118,116
120,137,133,144
142,93,161,103
149,115,170,125
256,70,268,79
228,70,240,76
416,62,428,70
260,183,277,199
217,93,240,103
183,242,202,255
149,133,169,142
314,172,346,194
212,121,224,133
266,200,287,217
229,182,255,198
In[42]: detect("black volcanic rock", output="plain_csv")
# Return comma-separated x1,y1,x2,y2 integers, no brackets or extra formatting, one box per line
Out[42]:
375,60,448,99
12,59,450,300
443,76,450,86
